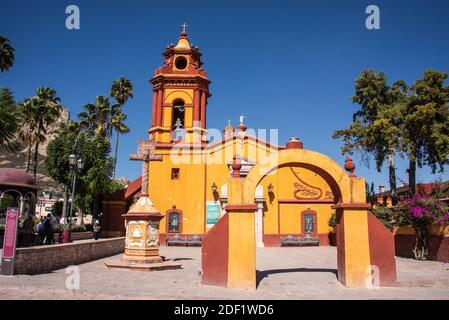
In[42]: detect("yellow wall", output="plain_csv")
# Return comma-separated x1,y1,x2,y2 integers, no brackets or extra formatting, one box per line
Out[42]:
149,137,279,234
149,156,206,234
227,211,256,290
278,203,333,234
258,166,335,235
341,210,371,288
164,89,193,105
149,138,350,237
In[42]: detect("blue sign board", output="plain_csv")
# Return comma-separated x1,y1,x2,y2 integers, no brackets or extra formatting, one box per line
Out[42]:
206,201,221,226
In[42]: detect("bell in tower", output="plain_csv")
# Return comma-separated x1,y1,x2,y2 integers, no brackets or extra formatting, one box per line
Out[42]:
149,24,211,144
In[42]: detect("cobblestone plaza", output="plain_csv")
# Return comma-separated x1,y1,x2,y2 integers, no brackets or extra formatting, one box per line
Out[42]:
1,246,448,300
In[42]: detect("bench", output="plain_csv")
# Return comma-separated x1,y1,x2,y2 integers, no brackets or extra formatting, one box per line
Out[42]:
281,234,320,247
166,234,202,247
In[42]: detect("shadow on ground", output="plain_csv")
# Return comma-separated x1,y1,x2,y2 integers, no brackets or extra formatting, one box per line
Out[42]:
256,268,337,288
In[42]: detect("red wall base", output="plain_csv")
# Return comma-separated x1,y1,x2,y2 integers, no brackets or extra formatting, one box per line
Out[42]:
395,234,449,263
367,212,397,286
201,214,229,287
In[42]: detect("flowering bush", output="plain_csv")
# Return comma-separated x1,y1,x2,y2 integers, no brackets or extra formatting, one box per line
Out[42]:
394,196,449,260
372,204,397,229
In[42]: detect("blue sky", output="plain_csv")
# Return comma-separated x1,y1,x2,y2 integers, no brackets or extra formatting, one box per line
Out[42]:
1,0,449,189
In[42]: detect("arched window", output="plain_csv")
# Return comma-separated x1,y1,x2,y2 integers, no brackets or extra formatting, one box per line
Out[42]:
301,210,317,234
166,209,183,233
171,99,185,141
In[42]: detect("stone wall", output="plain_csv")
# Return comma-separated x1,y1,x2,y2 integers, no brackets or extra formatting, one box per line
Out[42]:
51,231,93,243
395,234,449,263
13,237,125,274
393,225,449,263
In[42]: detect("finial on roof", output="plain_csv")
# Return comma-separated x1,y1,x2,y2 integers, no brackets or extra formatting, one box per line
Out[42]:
344,156,356,177
232,154,242,178
181,22,188,36
237,115,247,132
175,23,191,50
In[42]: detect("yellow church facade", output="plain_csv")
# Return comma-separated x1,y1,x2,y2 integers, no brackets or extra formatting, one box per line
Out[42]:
103,27,397,288
145,29,340,246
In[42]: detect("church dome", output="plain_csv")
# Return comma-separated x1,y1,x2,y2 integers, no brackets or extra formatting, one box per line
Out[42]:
0,168,37,188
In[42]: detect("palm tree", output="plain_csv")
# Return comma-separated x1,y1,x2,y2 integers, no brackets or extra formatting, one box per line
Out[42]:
78,96,112,138
18,100,39,172
110,108,130,178
19,87,62,179
0,88,19,151
110,76,133,106
110,76,133,178
0,36,15,72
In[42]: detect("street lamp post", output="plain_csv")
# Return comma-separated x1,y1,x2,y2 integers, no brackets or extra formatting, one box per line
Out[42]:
67,154,83,224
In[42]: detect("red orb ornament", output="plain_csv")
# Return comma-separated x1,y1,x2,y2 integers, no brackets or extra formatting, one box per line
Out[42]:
344,156,356,177
232,155,242,178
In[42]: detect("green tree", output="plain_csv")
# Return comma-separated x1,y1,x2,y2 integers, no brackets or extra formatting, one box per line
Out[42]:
0,88,19,151
76,133,114,218
0,194,16,214
110,76,134,106
78,96,113,138
365,182,378,205
333,70,401,205
19,87,62,179
0,35,14,72
110,108,130,178
401,69,449,196
110,76,133,178
45,127,114,220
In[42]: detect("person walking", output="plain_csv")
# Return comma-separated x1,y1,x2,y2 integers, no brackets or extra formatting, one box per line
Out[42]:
93,220,100,240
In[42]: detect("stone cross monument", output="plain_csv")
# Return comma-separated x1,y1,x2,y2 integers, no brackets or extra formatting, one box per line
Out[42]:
122,140,164,263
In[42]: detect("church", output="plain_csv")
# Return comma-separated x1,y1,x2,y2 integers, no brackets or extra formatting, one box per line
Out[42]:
102,27,356,247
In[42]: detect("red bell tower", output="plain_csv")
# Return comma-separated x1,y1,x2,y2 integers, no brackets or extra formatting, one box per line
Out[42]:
149,24,211,144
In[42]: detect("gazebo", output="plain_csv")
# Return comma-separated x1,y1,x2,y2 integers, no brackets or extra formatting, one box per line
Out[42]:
0,168,38,216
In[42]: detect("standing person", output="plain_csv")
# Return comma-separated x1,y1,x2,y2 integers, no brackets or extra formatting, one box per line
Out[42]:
44,213,54,245
22,214,35,247
37,217,45,245
93,220,100,240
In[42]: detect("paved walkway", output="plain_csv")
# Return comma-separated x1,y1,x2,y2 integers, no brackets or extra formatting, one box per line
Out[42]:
1,246,449,299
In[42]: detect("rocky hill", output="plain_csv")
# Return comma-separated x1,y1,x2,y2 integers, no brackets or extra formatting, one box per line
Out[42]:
0,108,70,195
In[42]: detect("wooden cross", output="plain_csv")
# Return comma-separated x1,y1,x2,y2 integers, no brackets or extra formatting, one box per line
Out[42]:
181,23,188,33
130,140,162,197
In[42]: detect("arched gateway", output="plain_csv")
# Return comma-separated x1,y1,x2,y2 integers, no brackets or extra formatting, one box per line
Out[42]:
101,28,397,289
202,146,397,289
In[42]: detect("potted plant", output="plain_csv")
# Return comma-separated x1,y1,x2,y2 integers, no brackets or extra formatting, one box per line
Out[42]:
327,211,337,246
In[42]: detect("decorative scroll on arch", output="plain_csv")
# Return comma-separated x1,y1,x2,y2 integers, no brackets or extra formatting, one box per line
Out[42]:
290,167,323,200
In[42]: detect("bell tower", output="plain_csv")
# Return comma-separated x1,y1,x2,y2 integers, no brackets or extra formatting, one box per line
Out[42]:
149,24,211,144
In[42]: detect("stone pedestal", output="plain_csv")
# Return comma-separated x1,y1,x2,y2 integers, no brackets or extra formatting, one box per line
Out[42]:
122,196,164,264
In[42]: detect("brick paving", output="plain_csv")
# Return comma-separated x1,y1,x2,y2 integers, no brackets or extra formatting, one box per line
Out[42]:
1,246,449,300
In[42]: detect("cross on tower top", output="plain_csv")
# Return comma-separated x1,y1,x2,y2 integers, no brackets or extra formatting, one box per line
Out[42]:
181,23,188,35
